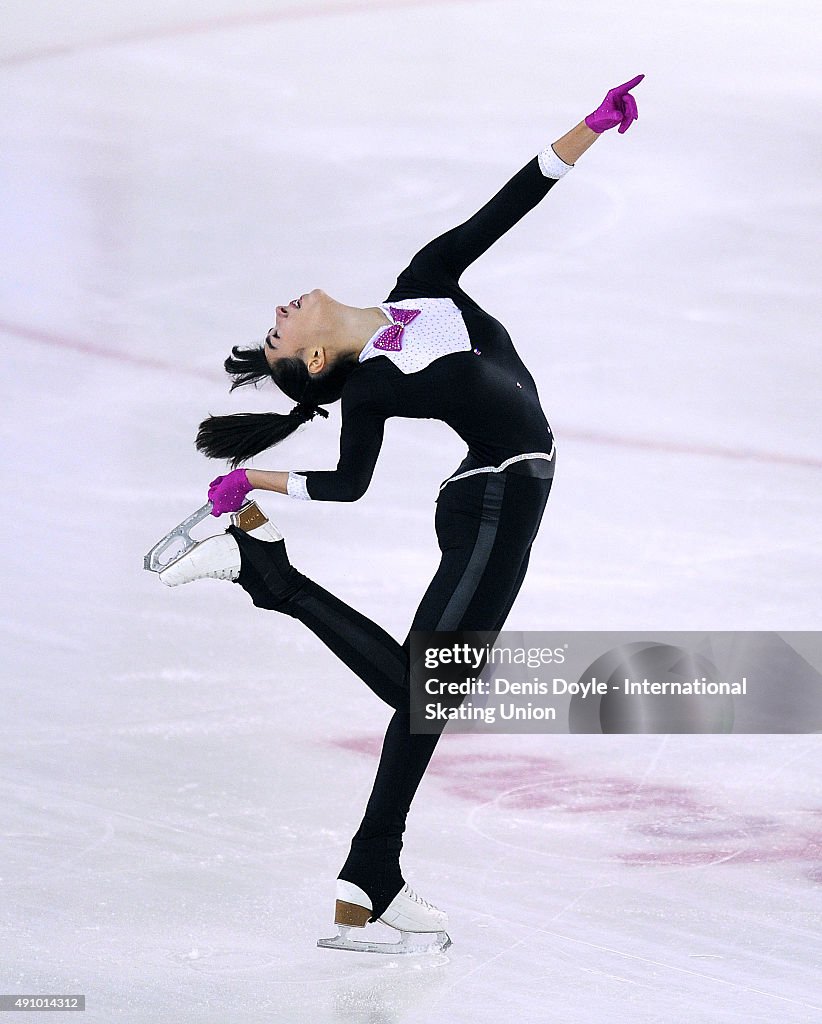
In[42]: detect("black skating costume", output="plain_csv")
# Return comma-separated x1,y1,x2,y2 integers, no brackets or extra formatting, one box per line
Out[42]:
230,142,573,921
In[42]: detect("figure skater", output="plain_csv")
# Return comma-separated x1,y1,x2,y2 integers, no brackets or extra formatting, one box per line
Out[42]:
158,76,644,951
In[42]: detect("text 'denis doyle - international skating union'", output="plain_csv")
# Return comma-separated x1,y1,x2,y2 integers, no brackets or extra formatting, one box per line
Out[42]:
407,631,822,734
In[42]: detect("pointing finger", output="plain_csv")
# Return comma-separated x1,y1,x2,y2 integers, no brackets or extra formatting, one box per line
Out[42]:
616,73,645,94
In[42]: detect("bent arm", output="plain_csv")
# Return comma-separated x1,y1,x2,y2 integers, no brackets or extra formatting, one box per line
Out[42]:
246,383,388,503
290,403,386,501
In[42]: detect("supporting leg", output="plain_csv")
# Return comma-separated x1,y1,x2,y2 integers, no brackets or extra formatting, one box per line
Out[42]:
337,475,551,920
224,477,551,936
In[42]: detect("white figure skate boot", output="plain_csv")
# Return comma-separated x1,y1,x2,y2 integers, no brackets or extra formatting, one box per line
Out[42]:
159,502,282,587
317,880,451,954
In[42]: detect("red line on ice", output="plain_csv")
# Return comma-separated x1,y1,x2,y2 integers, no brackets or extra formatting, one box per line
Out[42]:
0,318,217,379
559,427,822,470
5,318,817,469
0,0,479,67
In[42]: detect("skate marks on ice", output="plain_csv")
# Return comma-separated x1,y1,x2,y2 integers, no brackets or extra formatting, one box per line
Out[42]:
77,937,279,974
429,921,822,1023
331,735,822,886
327,736,822,1019
320,952,453,1024
331,733,822,1013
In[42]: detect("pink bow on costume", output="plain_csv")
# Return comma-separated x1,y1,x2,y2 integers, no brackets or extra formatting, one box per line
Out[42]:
373,306,421,351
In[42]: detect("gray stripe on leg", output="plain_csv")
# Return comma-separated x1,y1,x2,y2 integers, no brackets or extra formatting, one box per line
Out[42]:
435,473,507,630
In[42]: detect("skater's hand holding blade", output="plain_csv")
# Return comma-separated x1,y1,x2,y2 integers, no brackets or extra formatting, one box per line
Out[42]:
145,469,253,571
208,468,253,515
585,74,644,134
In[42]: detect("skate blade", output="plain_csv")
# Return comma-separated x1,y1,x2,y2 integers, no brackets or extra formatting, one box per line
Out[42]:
317,926,451,955
144,499,268,573
143,502,214,573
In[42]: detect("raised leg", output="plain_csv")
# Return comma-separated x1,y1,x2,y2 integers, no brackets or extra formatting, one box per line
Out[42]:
229,525,409,709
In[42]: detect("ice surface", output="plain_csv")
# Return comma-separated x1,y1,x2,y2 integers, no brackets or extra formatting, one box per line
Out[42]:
1,0,821,1020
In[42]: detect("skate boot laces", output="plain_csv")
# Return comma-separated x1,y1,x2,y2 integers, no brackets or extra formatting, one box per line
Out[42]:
403,884,440,912
205,564,238,581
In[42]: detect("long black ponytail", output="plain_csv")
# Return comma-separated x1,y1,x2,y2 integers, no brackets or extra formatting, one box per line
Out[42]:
195,343,358,468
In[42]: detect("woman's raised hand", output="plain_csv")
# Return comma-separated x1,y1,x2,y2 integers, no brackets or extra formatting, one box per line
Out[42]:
585,74,645,134
208,468,253,516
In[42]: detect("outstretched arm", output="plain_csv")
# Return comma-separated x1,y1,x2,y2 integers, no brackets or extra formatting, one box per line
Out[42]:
404,149,569,286
401,75,644,286
551,121,599,166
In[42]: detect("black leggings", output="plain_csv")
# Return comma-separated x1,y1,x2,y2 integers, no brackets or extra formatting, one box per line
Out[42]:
229,461,553,920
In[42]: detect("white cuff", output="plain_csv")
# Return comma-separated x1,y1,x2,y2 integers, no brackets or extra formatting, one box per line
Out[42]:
286,472,311,500
538,144,573,179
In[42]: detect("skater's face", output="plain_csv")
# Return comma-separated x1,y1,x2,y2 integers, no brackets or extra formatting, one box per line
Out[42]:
265,288,334,375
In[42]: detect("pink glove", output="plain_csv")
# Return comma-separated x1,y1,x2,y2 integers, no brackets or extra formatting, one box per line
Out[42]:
208,468,253,516
585,74,645,134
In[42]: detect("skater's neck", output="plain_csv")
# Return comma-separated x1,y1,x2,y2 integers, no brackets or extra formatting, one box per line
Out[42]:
331,303,392,360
